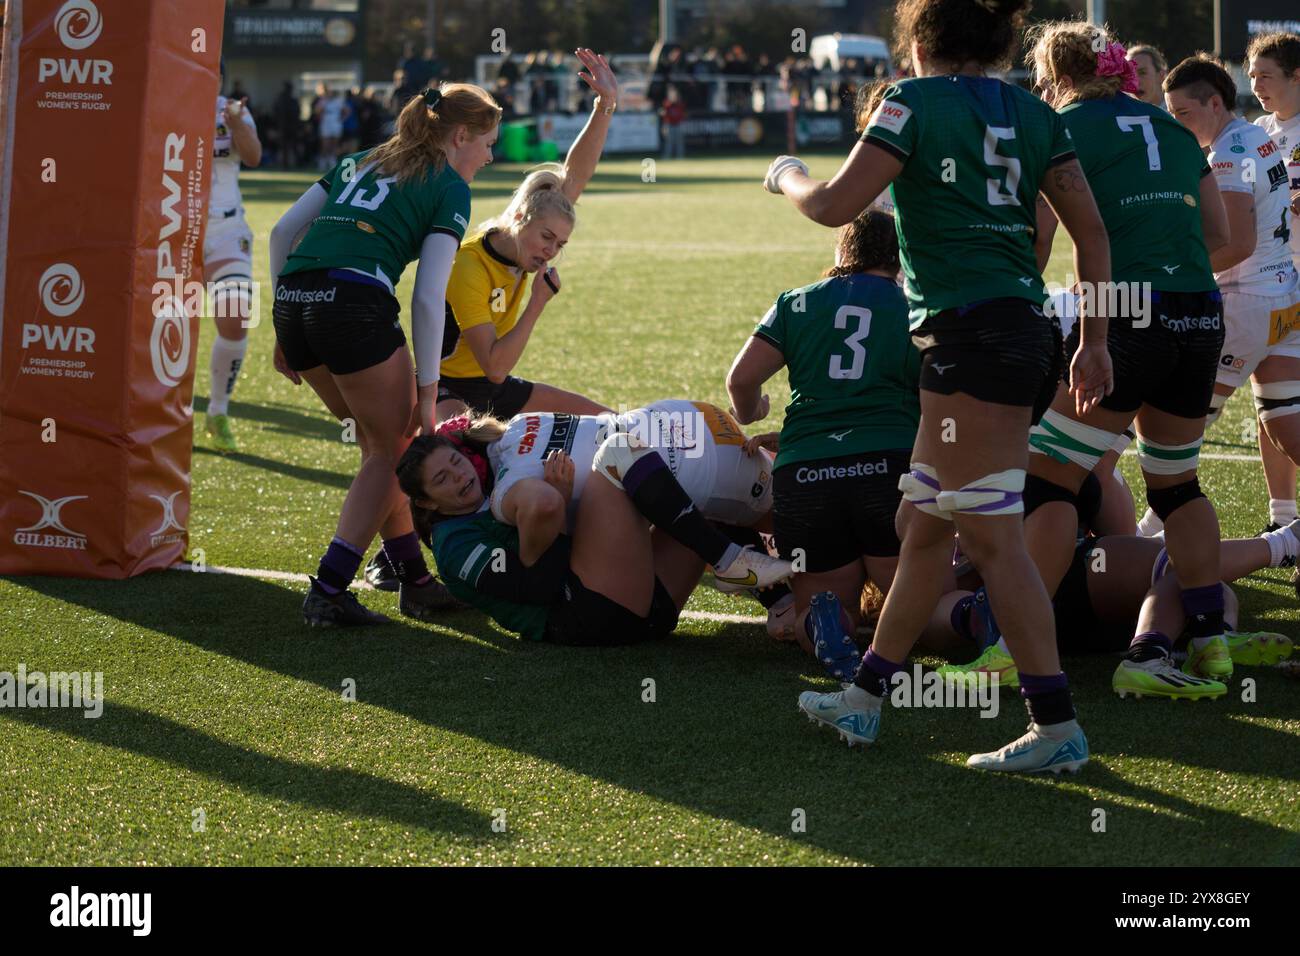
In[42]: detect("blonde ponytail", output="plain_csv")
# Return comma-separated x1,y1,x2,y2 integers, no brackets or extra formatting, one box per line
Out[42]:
480,162,577,235
368,83,501,184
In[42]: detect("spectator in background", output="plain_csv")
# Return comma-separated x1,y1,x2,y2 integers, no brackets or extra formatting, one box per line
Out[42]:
357,87,389,149
494,76,518,118
313,86,349,172
341,87,362,154
724,44,751,112
388,69,416,116
1128,43,1170,108
661,84,687,159
547,50,566,112
273,81,301,169
524,51,547,113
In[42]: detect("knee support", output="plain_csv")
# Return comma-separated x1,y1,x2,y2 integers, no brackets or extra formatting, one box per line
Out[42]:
898,463,950,521
1023,473,1077,518
1028,408,1120,473
1252,380,1300,423
1137,436,1202,475
211,276,255,326
936,469,1026,517
1146,478,1205,521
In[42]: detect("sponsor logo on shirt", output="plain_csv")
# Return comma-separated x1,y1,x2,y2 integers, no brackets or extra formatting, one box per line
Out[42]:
1258,140,1278,158
869,101,912,135
454,213,468,229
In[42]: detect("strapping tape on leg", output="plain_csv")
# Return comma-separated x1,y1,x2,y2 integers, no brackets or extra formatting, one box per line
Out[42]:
1136,436,1202,476
1252,380,1300,422
1111,428,1135,456
936,469,1026,516
1028,409,1119,472
898,463,951,521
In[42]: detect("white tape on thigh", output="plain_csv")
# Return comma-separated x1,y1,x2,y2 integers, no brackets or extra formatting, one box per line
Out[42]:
935,469,1026,516
1111,430,1134,455
1028,409,1119,472
898,463,951,521
1205,391,1228,427
1136,437,1202,475
1252,380,1300,422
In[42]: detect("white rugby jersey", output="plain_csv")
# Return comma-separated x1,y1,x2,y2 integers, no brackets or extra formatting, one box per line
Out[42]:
1210,117,1297,296
1255,110,1300,263
487,411,613,526
211,95,257,217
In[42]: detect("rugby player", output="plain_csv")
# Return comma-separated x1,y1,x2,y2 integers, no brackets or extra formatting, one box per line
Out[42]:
394,404,793,645
1246,34,1300,554
268,84,501,626
765,0,1112,773
202,62,263,453
1020,24,1233,695
1127,44,1169,110
726,209,919,681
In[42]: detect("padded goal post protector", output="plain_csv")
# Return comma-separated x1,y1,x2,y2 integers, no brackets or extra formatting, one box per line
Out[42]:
0,0,225,577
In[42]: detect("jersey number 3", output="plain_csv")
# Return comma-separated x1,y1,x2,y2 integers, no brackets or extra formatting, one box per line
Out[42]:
829,306,871,380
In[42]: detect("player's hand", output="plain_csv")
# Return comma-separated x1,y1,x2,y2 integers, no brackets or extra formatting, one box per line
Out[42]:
764,155,808,194
273,341,301,385
543,450,576,502
223,97,247,124
743,432,780,456
575,49,618,107
1069,341,1113,416
533,266,561,303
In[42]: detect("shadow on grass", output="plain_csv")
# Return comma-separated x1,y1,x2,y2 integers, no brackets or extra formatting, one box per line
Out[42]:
8,570,1299,865
194,395,344,445
192,446,352,491
0,697,489,839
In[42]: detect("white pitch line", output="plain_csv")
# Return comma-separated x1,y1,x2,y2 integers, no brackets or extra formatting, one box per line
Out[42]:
167,562,766,625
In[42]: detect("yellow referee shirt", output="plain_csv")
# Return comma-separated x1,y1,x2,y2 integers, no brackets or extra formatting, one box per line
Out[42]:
441,230,529,379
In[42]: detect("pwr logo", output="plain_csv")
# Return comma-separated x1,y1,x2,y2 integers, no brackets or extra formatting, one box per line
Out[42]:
39,0,112,86
55,0,103,49
24,263,95,355
13,491,88,550
148,491,186,548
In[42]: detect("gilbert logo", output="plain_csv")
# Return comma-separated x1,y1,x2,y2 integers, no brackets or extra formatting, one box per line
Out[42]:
50,886,151,937
148,491,186,548
14,491,87,550
55,0,103,49
39,263,84,317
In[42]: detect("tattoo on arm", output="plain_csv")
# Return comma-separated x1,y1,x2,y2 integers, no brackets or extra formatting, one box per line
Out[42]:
1051,163,1088,193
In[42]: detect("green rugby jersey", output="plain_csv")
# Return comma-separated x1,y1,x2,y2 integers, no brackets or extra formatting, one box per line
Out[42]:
753,273,920,469
430,508,550,641
1059,95,1215,291
281,150,472,289
863,76,1075,327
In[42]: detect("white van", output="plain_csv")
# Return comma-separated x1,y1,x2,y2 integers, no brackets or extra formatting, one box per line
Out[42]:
809,34,893,74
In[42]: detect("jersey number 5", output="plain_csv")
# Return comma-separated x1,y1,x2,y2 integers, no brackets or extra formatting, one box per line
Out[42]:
829,306,871,380
984,126,1022,206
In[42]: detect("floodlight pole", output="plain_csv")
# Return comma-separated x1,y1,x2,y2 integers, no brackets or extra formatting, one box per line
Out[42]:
660,0,676,44
1087,0,1105,26
426,0,436,56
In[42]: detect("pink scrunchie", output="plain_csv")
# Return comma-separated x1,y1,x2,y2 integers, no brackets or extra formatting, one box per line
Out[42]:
1096,41,1140,95
434,415,491,488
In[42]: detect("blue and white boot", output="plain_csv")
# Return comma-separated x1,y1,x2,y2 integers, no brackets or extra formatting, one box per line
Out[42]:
797,686,881,747
965,720,1089,774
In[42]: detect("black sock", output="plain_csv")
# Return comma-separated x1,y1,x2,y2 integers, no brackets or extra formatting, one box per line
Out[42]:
622,453,734,566
1126,631,1172,662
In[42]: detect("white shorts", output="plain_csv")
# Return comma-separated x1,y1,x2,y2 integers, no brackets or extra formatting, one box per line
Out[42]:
1216,288,1300,390
619,400,774,527
203,212,254,283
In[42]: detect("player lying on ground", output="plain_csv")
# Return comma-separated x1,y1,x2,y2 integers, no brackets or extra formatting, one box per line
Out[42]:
924,500,1299,698
1024,23,1233,687
367,49,619,592
726,208,919,680
393,405,792,645
269,84,501,626
766,0,1111,773
1244,33,1300,566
